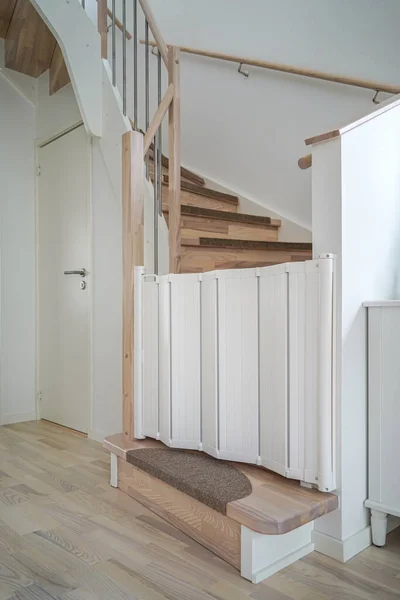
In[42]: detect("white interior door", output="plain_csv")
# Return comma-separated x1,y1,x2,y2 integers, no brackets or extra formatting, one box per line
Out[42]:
38,125,90,433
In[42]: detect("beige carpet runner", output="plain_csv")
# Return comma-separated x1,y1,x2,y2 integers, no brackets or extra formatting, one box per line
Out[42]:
126,448,252,514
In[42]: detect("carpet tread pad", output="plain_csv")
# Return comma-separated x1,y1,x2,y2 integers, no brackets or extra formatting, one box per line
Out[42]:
126,448,252,514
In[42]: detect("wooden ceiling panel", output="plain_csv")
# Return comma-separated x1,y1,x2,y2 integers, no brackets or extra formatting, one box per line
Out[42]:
0,0,17,38
49,43,70,95
5,0,56,78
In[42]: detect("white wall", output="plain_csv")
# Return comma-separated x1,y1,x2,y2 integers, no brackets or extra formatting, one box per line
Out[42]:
132,0,400,230
0,78,36,424
91,141,123,438
311,103,400,557
36,67,125,440
36,73,82,141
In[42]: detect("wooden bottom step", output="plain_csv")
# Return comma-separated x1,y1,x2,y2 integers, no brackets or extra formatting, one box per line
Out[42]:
104,434,338,583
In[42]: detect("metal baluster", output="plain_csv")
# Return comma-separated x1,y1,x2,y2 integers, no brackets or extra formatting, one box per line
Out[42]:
122,0,126,115
153,137,159,274
133,0,138,129
111,0,116,86
157,51,162,216
145,19,149,177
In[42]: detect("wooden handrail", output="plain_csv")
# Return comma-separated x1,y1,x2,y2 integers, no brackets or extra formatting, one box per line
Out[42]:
138,0,168,67
140,40,400,95
305,96,400,146
298,154,312,170
143,84,174,154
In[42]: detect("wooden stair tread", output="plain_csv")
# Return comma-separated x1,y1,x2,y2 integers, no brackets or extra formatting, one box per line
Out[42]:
163,178,239,206
104,434,338,535
163,203,280,227
184,238,312,251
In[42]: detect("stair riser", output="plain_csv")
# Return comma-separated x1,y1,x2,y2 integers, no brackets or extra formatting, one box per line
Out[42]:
181,247,312,273
164,214,279,243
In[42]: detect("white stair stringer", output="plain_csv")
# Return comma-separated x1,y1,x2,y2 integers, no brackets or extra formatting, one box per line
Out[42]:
30,0,102,137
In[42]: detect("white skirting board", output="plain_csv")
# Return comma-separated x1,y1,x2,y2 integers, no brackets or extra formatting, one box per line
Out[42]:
312,526,371,562
1,412,37,425
241,523,314,584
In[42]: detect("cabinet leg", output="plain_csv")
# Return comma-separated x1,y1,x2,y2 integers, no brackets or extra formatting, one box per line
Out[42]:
371,509,387,547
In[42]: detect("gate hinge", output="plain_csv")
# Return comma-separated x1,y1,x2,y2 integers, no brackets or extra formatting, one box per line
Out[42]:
36,166,41,176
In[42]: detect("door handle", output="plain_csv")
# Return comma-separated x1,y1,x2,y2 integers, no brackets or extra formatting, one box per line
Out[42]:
64,268,86,277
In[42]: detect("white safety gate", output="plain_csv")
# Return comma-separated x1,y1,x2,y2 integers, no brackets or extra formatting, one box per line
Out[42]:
134,255,336,492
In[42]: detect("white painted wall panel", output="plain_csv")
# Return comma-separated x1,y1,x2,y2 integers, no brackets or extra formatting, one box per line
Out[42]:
201,275,218,457
367,308,382,503
0,78,36,425
170,274,201,449
218,270,259,463
143,280,159,439
158,276,171,446
367,306,400,512
259,265,288,475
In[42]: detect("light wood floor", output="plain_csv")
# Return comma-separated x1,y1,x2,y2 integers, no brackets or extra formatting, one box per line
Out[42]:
0,421,399,599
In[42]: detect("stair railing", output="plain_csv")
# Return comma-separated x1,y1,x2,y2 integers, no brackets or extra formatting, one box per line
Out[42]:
94,0,181,440
96,0,181,276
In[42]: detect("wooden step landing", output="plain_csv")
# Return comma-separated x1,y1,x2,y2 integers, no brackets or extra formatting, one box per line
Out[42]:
163,204,281,243
104,434,338,536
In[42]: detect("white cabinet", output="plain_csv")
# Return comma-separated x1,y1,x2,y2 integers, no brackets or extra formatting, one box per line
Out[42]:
365,301,400,546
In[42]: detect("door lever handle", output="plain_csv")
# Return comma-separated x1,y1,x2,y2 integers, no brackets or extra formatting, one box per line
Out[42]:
64,268,86,277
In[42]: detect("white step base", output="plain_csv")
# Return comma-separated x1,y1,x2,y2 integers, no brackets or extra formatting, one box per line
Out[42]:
241,522,314,583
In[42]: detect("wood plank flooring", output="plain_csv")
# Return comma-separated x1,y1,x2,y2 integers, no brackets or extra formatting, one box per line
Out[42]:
0,420,399,599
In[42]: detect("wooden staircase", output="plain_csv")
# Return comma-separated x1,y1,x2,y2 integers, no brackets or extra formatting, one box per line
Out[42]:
151,156,312,273
0,0,70,94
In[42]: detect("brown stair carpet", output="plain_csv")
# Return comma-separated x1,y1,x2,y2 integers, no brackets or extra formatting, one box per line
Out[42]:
196,239,313,251
165,204,277,226
126,448,252,514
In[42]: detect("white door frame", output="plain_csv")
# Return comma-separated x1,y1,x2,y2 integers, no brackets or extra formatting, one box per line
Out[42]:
35,121,93,434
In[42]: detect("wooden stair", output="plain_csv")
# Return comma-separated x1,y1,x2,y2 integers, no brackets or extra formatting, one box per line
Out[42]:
163,204,281,244
150,156,312,272
0,0,70,94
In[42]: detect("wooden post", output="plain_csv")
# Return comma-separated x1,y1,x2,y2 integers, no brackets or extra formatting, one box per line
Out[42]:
122,131,144,440
168,46,181,274
97,0,108,59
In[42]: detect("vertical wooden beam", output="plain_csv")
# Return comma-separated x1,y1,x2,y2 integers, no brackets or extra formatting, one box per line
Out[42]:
168,45,181,274
97,0,108,59
122,131,144,440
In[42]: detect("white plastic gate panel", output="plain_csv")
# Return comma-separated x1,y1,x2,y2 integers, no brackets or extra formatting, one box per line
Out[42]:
134,257,336,491
217,270,259,463
259,265,288,476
